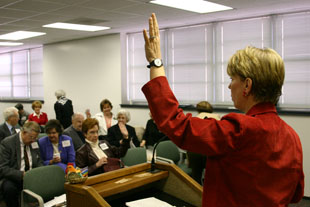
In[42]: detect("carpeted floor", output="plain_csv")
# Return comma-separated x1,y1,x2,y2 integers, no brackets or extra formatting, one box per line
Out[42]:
289,197,310,207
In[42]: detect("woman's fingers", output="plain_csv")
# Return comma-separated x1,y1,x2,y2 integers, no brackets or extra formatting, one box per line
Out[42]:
152,13,159,38
143,13,162,62
149,16,155,38
143,29,149,44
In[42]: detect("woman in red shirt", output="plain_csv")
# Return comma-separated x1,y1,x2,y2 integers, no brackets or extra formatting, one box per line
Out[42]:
28,100,48,132
142,13,304,207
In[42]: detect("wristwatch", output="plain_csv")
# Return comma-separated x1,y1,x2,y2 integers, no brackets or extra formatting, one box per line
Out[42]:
147,58,163,68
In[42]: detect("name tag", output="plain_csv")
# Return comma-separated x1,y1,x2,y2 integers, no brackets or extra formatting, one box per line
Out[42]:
100,143,109,151
31,142,39,149
62,140,71,147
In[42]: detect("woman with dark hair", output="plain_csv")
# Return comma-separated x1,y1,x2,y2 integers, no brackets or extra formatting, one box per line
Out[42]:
38,119,75,171
195,101,221,120
140,112,166,148
93,99,117,139
188,101,221,184
75,118,130,176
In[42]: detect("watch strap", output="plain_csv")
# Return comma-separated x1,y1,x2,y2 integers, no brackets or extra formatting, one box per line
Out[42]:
147,59,163,68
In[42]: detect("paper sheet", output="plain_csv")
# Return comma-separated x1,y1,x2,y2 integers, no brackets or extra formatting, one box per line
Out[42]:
126,197,175,207
44,194,66,207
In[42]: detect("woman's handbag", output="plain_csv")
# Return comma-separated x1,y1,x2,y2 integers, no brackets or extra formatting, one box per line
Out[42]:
103,157,124,172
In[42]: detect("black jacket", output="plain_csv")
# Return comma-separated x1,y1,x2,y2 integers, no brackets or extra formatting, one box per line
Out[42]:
54,97,74,129
107,124,140,148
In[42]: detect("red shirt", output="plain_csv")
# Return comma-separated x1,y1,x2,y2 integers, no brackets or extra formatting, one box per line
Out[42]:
142,76,304,207
28,112,48,126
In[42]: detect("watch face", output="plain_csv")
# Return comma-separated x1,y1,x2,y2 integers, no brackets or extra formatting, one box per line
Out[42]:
154,59,162,66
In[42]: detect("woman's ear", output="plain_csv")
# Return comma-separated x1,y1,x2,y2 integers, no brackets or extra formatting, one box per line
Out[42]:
244,77,253,92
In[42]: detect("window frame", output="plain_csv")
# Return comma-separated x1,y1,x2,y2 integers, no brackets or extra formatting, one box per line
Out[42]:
0,47,43,102
124,11,310,112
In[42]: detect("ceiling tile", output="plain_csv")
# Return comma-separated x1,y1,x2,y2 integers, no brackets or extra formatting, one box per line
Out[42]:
8,19,48,27
0,8,37,18
5,0,67,12
51,5,107,17
78,0,138,11
0,16,15,24
89,11,142,22
26,13,75,22
36,0,89,5
0,24,32,31
0,0,20,7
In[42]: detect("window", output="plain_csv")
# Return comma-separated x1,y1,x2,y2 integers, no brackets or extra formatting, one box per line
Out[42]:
0,47,43,100
214,17,272,105
125,11,310,109
274,12,310,108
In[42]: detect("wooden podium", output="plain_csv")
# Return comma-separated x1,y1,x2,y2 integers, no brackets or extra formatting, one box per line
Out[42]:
65,162,203,207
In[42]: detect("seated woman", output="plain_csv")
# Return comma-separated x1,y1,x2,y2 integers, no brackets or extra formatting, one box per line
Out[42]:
187,101,221,184
140,112,167,149
107,109,140,148
75,118,130,176
38,119,75,172
93,99,117,140
28,100,48,132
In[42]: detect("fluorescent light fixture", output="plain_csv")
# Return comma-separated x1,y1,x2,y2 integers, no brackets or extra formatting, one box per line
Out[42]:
150,0,233,13
0,42,24,46
0,31,46,40
43,22,110,32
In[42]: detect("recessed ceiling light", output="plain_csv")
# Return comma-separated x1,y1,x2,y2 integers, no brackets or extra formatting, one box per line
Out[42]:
0,42,24,46
43,22,110,32
0,31,46,40
150,0,233,13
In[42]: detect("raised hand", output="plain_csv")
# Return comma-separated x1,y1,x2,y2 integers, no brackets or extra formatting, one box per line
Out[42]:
143,13,165,79
119,122,129,139
143,13,161,63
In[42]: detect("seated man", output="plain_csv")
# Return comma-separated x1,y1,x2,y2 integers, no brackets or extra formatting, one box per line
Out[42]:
0,107,19,143
15,103,30,127
0,121,43,207
63,113,86,151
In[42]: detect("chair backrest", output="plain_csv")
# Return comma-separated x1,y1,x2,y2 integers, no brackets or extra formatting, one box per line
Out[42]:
156,140,180,164
23,165,65,202
121,147,147,166
134,126,145,142
38,133,47,139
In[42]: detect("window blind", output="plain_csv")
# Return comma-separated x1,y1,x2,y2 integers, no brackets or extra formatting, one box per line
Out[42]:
274,12,310,108
0,47,43,100
125,11,310,109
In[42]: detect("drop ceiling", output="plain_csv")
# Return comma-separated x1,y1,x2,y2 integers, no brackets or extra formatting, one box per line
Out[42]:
1,0,310,52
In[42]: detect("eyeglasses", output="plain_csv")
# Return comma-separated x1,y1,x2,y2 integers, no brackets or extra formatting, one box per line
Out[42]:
25,132,38,140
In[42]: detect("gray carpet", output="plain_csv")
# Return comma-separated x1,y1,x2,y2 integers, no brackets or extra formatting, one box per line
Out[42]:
289,197,310,207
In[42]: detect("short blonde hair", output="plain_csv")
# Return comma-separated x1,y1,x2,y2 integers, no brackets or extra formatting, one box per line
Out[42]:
32,100,42,110
227,46,284,104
